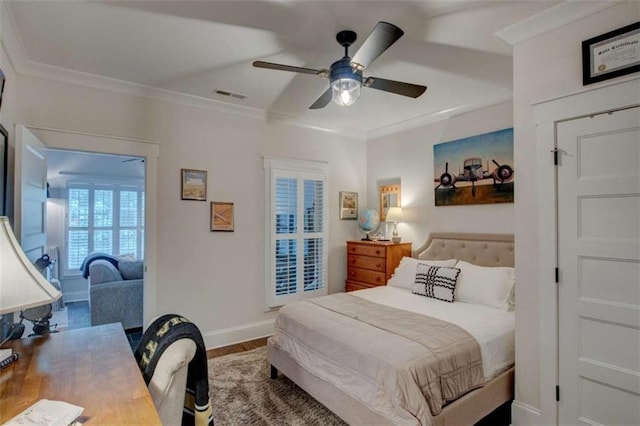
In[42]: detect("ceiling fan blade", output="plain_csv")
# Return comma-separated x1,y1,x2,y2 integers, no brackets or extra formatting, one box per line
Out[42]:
364,76,427,98
309,88,332,109
253,61,327,77
350,22,404,70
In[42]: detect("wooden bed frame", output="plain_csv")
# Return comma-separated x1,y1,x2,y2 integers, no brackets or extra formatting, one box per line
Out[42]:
269,232,515,425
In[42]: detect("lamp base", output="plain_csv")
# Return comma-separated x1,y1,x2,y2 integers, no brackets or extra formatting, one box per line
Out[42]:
392,236,401,243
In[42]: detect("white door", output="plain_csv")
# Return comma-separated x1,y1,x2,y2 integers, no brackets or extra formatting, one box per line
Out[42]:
14,125,48,263
557,106,640,425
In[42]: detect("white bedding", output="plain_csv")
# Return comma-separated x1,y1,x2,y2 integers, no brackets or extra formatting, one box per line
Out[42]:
271,286,515,425
353,286,515,381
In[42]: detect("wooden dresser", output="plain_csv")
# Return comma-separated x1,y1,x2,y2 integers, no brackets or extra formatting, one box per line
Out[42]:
345,240,412,292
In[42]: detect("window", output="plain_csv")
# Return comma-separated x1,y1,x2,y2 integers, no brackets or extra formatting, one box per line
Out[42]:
264,157,328,308
66,183,144,275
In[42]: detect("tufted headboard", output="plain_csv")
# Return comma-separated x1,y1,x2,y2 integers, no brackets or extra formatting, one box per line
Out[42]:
413,232,514,267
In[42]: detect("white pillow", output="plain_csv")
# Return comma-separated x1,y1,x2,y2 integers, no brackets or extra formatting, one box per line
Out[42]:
455,260,515,311
388,257,458,291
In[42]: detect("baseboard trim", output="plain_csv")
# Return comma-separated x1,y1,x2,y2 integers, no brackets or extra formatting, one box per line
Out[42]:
203,319,275,350
511,400,542,425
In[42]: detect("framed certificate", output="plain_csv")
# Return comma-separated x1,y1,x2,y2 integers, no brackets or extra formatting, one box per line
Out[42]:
582,21,640,85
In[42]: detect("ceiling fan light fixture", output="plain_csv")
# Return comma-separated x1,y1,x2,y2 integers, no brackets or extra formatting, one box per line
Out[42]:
332,78,361,106
330,57,362,107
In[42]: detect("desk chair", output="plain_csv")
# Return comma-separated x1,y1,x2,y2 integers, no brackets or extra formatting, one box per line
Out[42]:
147,338,197,425
136,314,213,425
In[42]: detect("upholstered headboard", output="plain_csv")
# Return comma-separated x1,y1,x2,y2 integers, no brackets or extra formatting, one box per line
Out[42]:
413,232,514,267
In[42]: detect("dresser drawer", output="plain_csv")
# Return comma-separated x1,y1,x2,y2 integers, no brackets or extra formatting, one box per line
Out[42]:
347,244,386,258
346,267,386,286
347,254,385,272
345,280,375,292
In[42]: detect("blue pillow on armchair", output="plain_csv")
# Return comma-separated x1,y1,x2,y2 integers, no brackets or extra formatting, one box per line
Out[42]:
118,260,144,280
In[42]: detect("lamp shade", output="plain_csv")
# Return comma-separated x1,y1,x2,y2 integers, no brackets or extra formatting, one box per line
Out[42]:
385,207,403,222
0,216,61,315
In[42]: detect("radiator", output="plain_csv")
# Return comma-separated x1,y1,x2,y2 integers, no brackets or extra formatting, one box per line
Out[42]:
45,245,59,280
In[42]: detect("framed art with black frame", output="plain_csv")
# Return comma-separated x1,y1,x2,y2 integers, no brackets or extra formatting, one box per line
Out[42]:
180,168,207,201
0,124,7,215
582,21,640,85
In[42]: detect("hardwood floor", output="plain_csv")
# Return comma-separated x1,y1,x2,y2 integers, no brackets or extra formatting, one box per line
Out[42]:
206,337,268,359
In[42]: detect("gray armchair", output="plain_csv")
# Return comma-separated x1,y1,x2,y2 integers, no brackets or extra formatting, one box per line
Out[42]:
88,259,143,330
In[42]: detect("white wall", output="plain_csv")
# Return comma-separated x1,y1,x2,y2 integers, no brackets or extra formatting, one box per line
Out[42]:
511,1,640,422
14,74,367,346
367,101,514,246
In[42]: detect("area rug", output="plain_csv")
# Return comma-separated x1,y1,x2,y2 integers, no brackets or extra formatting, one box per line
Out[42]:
208,346,347,426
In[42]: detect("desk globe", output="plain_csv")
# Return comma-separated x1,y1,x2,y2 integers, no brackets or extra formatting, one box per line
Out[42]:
358,209,380,240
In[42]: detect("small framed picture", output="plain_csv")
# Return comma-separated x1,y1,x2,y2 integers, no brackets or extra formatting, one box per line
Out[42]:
582,21,640,85
181,169,207,201
211,201,234,232
339,191,358,220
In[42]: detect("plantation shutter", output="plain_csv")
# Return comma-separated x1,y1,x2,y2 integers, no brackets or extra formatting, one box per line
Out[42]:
265,157,328,308
65,184,145,276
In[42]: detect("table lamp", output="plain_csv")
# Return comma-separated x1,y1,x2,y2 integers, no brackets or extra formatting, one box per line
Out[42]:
0,216,62,368
386,207,403,243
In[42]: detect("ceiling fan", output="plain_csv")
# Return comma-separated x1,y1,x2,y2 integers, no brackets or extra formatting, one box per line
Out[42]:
253,21,427,109
122,157,145,163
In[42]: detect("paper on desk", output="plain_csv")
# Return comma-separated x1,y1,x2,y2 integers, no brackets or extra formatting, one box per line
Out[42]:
4,399,83,426
0,348,12,362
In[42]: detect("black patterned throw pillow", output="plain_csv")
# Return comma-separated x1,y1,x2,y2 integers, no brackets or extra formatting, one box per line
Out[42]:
412,263,461,303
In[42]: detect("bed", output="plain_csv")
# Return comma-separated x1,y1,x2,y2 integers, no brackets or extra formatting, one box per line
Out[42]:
268,232,515,426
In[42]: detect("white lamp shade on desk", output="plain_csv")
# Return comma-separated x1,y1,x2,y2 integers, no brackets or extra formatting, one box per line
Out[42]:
0,216,61,315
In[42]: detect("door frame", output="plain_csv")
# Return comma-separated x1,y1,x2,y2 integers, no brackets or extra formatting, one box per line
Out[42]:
533,77,640,425
17,124,160,328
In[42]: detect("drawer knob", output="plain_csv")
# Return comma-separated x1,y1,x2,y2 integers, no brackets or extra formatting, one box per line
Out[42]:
375,250,381,255
351,259,356,264
376,263,381,267
376,277,381,282
351,272,355,276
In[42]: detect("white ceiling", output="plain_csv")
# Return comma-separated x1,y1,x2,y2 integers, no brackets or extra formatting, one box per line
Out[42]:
5,1,561,137
47,150,144,188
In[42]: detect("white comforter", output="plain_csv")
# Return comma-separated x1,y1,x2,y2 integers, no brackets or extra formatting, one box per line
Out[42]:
270,286,514,425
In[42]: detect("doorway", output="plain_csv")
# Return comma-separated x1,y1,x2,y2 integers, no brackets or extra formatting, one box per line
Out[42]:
534,78,640,425
14,124,160,333
556,106,639,425
47,149,145,333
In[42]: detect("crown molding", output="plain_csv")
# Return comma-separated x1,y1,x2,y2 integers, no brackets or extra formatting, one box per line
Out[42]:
495,0,623,46
365,91,513,139
27,59,268,119
1,0,30,75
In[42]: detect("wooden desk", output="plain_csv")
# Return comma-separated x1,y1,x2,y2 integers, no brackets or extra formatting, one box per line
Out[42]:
0,323,161,425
